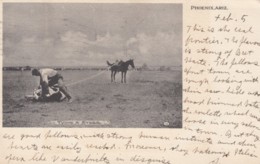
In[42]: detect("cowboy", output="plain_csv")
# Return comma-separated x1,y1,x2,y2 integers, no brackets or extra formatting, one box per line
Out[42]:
32,68,72,103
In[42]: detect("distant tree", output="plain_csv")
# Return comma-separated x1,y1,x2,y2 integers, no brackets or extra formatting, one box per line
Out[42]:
141,63,149,70
159,66,166,71
166,67,171,71
25,66,31,70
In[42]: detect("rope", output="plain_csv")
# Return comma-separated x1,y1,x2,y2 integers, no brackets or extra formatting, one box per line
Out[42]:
66,70,107,87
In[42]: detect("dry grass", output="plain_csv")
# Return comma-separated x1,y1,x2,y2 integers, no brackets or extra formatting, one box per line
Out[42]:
3,70,182,128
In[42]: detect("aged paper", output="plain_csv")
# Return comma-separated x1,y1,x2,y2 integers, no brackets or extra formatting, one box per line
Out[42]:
1,0,260,164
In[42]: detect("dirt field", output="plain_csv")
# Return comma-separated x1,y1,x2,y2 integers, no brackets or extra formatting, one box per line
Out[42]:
3,70,182,128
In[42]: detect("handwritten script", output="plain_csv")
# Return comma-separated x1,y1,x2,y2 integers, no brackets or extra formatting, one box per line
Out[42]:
1,3,260,164
183,8,260,164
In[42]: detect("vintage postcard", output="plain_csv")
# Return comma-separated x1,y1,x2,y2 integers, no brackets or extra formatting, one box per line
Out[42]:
0,0,259,164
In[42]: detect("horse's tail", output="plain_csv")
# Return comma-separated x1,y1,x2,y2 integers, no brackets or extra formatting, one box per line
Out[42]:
107,61,113,66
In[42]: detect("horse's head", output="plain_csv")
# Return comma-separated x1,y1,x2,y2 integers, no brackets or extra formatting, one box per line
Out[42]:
128,59,135,69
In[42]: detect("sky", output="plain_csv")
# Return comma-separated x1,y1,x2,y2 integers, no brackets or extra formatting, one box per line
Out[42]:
3,3,182,67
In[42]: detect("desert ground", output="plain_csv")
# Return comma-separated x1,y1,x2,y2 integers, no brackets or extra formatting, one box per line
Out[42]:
3,69,182,128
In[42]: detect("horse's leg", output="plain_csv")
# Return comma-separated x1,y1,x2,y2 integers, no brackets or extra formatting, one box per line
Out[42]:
113,71,116,83
121,71,123,83
111,71,113,83
124,71,127,83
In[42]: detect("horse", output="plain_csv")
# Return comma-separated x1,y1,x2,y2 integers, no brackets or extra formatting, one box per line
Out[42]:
107,59,135,83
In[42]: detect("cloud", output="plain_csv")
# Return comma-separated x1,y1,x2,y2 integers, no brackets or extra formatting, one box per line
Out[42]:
126,31,181,66
4,30,181,67
58,30,124,53
4,4,182,67
61,31,89,44
21,36,36,43
95,32,123,48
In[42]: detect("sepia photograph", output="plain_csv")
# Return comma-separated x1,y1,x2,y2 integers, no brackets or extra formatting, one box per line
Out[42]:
3,3,182,128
